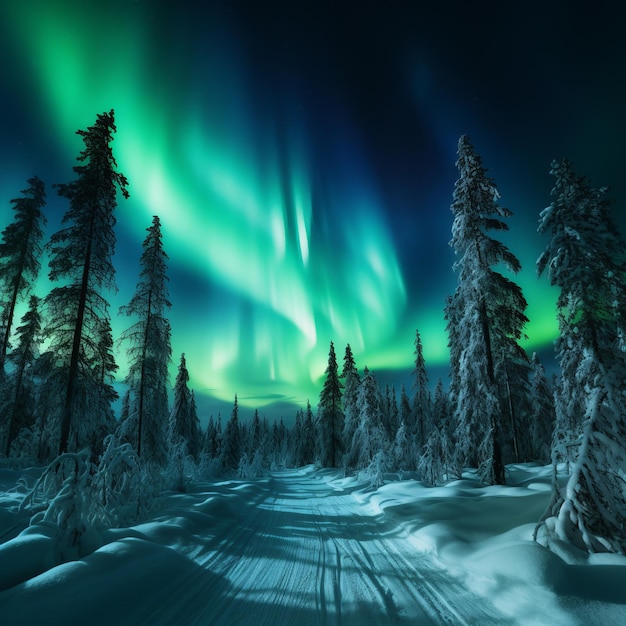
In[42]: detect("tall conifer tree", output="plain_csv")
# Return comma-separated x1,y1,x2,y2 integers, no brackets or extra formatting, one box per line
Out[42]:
411,329,430,450
170,353,201,460
44,110,128,456
317,341,343,467
537,159,626,553
340,343,360,464
120,215,171,463
0,176,46,370
349,367,386,469
222,395,241,472
445,135,528,485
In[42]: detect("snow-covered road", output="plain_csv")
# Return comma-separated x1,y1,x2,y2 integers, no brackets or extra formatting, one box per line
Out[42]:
3,465,626,624
0,467,512,625
189,469,508,625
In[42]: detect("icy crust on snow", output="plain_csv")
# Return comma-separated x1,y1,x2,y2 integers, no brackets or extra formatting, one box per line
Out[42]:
0,463,625,625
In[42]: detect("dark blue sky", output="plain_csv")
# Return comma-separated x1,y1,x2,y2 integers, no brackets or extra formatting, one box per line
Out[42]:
1,0,624,421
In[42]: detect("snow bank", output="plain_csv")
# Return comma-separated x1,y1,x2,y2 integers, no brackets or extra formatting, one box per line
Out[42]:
1,463,625,625
347,463,626,624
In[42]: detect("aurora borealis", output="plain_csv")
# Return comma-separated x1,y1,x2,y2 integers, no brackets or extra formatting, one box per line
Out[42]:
1,1,625,421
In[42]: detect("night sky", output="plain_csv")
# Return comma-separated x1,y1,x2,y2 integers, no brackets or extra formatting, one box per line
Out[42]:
1,1,625,422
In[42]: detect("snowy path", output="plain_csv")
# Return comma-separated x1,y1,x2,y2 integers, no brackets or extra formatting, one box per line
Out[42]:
0,468,513,625
184,470,508,625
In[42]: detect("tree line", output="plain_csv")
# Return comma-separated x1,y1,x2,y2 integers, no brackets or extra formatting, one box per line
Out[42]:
1,115,624,555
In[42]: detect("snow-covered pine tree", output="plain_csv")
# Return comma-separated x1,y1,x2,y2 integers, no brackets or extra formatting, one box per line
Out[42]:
43,110,128,457
527,352,555,463
203,415,221,459
301,400,316,466
445,134,528,485
0,176,46,371
536,159,626,553
119,215,171,465
170,353,202,460
349,367,387,470
292,408,304,466
270,417,288,469
317,341,343,467
222,395,241,472
340,343,360,465
411,329,431,453
391,419,413,473
490,295,532,464
398,384,412,434
249,408,263,459
3,294,43,456
380,384,399,441
419,379,455,484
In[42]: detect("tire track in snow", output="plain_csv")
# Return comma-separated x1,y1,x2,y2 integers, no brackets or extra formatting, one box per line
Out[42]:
155,469,510,625
316,481,508,625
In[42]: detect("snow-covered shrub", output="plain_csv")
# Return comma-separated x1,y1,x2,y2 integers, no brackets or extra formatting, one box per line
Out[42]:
236,449,266,479
359,450,387,489
19,451,101,563
165,435,197,491
91,434,155,527
196,450,223,480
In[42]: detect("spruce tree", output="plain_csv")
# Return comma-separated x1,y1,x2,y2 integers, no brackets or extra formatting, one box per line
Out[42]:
204,415,221,459
381,384,399,440
398,384,412,433
170,353,201,460
527,352,555,463
3,294,43,455
0,176,46,370
222,395,241,472
537,159,626,553
119,215,171,463
445,135,528,485
419,379,454,484
411,329,431,450
44,110,128,456
301,400,316,466
340,343,360,464
349,366,387,470
317,341,343,467
251,409,263,453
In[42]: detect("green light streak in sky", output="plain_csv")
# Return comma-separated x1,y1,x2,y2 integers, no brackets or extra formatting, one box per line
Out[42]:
5,2,412,410
3,2,560,414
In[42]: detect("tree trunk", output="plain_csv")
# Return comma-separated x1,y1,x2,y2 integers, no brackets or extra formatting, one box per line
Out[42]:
59,236,93,456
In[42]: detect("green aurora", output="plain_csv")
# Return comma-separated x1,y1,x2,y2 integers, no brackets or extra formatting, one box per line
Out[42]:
0,2,579,419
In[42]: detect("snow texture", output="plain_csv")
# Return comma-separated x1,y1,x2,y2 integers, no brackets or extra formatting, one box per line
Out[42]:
1,463,625,625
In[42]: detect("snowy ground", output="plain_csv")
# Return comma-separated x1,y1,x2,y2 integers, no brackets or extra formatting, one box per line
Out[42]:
0,464,625,625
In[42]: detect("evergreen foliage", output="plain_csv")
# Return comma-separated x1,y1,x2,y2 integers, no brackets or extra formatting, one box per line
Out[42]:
340,344,360,465
3,295,43,456
317,341,343,467
222,395,241,472
527,352,555,463
445,134,528,485
537,159,626,553
119,215,171,464
300,400,316,466
349,367,387,470
170,354,201,460
419,379,455,484
411,329,431,452
43,110,128,456
0,176,46,371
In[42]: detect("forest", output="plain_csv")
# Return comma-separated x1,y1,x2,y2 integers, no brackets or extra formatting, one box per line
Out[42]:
1,110,625,563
